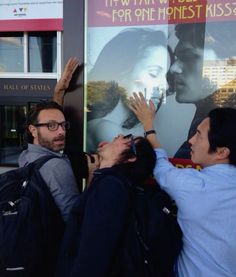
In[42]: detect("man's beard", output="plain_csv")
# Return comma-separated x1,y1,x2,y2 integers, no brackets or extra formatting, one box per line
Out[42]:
38,132,65,152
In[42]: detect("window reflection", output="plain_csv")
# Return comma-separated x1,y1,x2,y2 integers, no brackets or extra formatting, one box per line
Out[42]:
0,105,27,165
29,32,57,72
0,33,24,72
0,31,57,73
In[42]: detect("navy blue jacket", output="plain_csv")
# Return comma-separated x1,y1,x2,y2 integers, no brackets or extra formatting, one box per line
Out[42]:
56,166,130,277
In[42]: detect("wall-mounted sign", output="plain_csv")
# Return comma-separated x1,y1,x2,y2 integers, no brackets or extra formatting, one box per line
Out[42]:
0,78,57,99
0,0,63,31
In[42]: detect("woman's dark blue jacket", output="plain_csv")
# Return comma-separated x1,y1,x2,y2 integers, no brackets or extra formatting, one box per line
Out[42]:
56,166,131,277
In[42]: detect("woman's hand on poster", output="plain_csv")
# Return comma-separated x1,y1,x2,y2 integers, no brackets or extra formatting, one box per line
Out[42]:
53,57,80,105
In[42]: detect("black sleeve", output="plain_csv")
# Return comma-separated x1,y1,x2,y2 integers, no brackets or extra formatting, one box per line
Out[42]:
69,175,130,277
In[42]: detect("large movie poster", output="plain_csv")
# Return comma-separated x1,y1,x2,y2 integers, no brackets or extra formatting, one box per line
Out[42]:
85,0,236,164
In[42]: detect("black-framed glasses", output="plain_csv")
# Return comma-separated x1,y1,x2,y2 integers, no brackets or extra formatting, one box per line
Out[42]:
124,134,137,156
34,120,70,131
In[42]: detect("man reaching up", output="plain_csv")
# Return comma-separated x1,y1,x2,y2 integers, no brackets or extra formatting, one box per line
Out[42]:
130,92,236,277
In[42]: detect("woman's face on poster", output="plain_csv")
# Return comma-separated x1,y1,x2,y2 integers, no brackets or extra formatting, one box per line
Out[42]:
126,45,170,107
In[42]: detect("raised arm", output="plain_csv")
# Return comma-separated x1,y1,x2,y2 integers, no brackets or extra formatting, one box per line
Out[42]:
53,57,80,106
129,92,161,149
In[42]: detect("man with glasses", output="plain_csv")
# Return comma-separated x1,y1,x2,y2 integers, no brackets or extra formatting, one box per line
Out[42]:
18,101,79,221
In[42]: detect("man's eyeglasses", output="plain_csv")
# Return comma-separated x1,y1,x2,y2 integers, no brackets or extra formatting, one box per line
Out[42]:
34,121,70,131
124,134,137,156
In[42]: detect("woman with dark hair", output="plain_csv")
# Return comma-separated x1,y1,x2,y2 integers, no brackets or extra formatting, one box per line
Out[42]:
87,27,172,152
56,134,156,277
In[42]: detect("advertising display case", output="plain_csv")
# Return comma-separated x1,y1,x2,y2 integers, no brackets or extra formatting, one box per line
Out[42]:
85,0,236,167
1,0,236,168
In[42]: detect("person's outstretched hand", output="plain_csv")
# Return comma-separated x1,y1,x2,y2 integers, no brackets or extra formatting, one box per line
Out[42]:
129,92,156,130
53,57,80,105
130,92,161,148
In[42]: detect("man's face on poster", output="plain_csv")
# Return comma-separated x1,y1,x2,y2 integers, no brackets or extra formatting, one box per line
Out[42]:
170,38,204,103
169,38,217,104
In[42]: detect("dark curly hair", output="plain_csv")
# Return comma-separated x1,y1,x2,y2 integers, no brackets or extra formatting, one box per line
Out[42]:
114,136,156,184
24,101,64,143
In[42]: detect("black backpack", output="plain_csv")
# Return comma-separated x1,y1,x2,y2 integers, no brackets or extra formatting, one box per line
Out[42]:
111,180,183,277
0,155,64,277
56,170,182,277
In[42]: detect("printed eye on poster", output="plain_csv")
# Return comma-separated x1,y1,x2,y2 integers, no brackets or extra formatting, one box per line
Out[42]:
0,0,63,31
85,0,236,167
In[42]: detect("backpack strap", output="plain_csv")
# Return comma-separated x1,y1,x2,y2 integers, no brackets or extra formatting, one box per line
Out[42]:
30,155,61,170
19,155,62,191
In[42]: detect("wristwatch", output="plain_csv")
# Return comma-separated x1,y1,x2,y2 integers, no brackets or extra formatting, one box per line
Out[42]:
144,130,156,137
